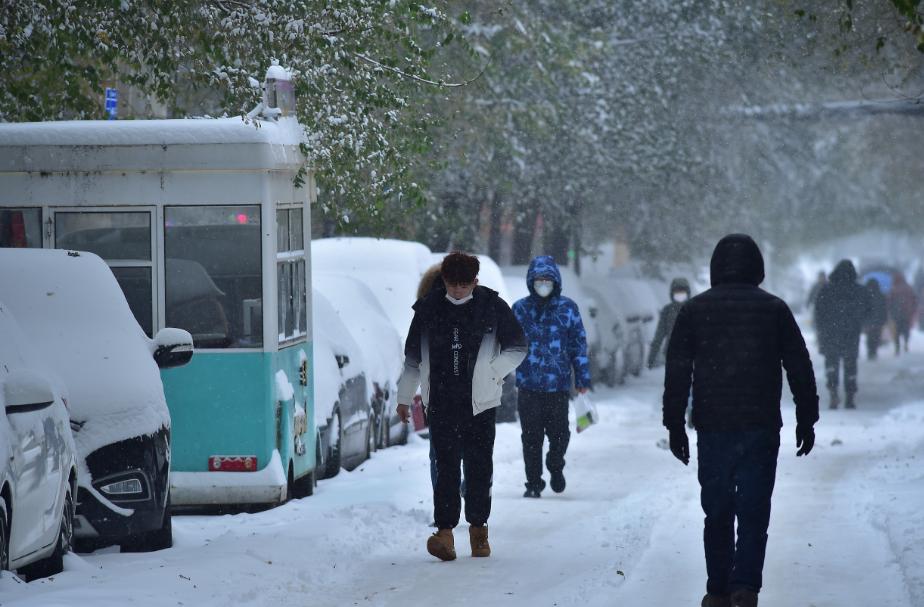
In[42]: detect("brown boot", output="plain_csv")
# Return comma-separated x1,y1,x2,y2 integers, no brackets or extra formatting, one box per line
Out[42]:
730,589,758,607
426,529,456,561
701,594,731,607
469,525,491,557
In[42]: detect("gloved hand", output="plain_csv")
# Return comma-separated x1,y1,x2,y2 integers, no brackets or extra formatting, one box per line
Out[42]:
796,424,815,457
668,426,690,465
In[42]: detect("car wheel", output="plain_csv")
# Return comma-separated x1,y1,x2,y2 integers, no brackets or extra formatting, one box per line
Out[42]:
291,468,315,498
379,411,390,450
120,493,172,553
0,497,9,572
322,410,342,479
18,490,72,580
365,420,375,460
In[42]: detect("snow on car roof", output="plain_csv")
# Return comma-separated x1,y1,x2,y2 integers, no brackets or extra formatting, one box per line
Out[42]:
0,249,169,458
0,115,306,147
312,238,433,342
314,272,403,390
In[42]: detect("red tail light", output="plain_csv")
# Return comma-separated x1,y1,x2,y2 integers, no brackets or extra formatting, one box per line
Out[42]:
209,456,258,472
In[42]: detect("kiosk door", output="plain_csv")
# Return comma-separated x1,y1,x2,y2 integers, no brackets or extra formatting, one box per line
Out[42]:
52,208,157,337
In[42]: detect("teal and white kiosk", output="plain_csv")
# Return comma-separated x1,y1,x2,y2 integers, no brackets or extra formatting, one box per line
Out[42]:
0,67,318,506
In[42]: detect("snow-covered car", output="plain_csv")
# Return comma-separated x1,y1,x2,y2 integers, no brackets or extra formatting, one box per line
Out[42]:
0,250,193,552
582,274,660,382
312,237,433,342
312,290,373,478
0,302,78,580
314,272,407,449
313,237,432,438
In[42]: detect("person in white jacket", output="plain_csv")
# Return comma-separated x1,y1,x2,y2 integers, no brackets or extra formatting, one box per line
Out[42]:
397,252,528,562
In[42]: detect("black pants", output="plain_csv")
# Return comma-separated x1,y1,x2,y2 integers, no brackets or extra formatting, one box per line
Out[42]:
429,407,495,529
866,325,883,360
698,429,780,595
518,389,570,492
825,354,857,396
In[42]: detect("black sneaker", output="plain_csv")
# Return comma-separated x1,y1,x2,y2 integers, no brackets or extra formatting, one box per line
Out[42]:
550,470,566,493
523,488,542,498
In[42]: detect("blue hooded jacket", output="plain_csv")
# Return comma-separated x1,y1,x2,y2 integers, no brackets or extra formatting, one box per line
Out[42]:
512,256,592,392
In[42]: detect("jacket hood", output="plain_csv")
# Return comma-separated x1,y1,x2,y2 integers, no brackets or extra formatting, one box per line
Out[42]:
417,263,444,300
710,234,765,287
829,259,857,284
527,255,563,297
670,277,691,295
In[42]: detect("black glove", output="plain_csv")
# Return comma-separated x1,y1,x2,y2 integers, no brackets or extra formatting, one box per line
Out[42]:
796,424,815,457
668,426,690,465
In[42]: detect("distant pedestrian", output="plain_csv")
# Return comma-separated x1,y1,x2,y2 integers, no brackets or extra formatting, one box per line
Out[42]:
397,252,527,561
512,255,591,498
648,277,692,370
889,272,917,355
662,234,819,607
806,271,827,311
864,278,887,361
815,260,870,409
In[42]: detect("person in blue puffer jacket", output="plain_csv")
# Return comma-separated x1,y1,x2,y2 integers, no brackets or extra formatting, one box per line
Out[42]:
512,255,592,498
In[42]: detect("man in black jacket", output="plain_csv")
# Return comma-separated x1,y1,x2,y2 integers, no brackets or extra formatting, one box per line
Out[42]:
648,277,692,370
662,234,819,607
397,252,528,562
814,260,871,409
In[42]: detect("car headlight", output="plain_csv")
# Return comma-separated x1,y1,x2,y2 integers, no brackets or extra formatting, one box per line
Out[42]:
94,470,150,500
100,478,143,496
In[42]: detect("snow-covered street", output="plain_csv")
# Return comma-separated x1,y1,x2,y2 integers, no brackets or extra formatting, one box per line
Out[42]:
3,326,923,607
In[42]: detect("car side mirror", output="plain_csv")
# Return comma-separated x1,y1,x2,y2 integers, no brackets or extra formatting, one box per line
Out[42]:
335,354,350,369
4,370,55,414
153,328,194,369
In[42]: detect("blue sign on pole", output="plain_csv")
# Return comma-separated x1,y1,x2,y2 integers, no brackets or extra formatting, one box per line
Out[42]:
104,87,118,120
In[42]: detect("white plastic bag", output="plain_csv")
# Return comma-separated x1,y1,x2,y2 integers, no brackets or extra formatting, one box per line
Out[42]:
572,393,598,433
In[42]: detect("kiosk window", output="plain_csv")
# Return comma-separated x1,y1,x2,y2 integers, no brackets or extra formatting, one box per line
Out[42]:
0,208,42,248
277,207,307,344
165,206,262,348
54,210,153,337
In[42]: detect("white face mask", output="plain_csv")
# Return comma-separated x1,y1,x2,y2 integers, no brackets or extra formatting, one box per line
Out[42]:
672,292,689,303
446,293,474,305
534,280,554,298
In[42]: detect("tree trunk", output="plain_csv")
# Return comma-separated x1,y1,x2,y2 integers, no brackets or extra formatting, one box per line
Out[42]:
511,203,536,265
486,192,503,262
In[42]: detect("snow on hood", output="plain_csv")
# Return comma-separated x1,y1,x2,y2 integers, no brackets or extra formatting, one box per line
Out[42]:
0,250,169,460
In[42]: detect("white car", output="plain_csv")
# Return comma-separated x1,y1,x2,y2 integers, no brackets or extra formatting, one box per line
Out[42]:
0,250,193,552
0,302,78,579
312,290,372,478
314,273,407,449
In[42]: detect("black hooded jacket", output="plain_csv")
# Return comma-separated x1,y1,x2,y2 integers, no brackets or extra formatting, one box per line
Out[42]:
662,234,819,431
814,260,871,358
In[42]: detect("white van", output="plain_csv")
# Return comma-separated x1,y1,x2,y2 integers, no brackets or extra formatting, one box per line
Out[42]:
0,249,192,551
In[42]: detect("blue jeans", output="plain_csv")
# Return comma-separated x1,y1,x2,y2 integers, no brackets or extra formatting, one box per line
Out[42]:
697,429,780,595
